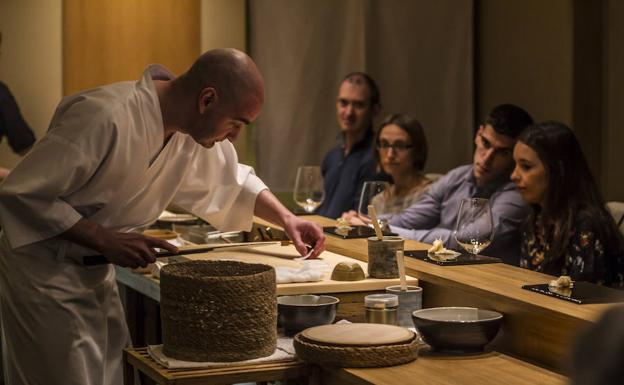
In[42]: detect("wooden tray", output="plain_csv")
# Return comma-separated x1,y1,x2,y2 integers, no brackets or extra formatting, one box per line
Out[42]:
404,250,502,266
294,323,418,367
522,282,624,304
324,226,396,239
186,244,418,295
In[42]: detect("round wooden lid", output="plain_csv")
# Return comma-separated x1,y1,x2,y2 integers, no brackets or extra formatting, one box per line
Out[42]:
300,323,414,346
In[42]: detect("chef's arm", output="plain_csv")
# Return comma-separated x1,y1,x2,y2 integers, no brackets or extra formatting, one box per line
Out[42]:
254,189,325,258
61,218,178,268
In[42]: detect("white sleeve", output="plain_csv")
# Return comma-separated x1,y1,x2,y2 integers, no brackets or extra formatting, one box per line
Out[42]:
171,142,268,232
0,132,97,249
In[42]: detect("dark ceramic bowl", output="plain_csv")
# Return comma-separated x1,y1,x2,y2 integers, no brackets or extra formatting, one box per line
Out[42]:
277,295,339,336
412,307,503,353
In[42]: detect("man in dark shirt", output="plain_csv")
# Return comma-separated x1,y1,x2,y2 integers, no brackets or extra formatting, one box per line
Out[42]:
0,81,36,180
317,72,381,218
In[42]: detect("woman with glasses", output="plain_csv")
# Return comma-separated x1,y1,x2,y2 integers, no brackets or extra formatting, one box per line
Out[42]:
343,113,432,223
511,121,624,286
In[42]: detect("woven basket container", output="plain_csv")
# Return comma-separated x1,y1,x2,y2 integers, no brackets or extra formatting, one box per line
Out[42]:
293,332,419,368
160,260,276,362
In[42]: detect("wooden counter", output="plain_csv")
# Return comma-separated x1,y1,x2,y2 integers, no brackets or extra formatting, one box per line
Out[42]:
321,350,566,385
253,215,622,371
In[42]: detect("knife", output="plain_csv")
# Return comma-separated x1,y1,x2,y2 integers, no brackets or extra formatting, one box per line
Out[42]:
82,241,282,266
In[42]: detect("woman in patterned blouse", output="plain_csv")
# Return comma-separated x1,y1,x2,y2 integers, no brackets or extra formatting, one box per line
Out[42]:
342,114,432,224
511,121,623,286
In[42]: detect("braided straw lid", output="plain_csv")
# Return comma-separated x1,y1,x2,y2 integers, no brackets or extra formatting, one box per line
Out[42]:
160,260,277,362
294,323,419,367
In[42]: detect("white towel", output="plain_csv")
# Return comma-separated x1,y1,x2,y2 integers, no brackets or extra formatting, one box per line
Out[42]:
275,260,329,283
148,336,295,369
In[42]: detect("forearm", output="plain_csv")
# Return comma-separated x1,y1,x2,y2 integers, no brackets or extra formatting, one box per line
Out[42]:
61,218,115,253
253,189,296,229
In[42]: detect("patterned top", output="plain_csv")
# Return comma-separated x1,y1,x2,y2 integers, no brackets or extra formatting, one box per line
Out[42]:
520,211,624,287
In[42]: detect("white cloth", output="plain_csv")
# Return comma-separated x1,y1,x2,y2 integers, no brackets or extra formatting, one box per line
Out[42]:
147,337,295,369
275,260,330,284
0,64,267,385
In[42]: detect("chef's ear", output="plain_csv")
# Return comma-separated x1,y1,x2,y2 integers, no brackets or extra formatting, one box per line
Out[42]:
198,87,218,113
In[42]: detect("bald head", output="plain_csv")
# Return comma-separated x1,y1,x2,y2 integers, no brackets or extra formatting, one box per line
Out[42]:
161,49,264,148
183,48,264,109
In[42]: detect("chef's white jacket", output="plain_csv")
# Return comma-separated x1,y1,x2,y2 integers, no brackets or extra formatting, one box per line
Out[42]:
0,64,267,385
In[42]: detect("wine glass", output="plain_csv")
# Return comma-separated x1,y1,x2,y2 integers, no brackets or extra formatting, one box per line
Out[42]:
357,181,390,227
454,198,494,254
293,166,325,213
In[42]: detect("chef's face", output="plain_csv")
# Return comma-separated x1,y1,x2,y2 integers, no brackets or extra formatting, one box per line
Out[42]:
191,88,261,148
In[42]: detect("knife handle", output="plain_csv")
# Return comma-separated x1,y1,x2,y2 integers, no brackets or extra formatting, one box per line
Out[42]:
82,250,177,266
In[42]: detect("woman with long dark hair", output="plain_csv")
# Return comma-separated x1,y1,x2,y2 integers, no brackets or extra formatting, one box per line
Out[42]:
511,121,623,286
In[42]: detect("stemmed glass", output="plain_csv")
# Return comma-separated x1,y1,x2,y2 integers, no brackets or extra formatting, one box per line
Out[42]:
454,198,494,255
357,181,390,227
293,166,325,213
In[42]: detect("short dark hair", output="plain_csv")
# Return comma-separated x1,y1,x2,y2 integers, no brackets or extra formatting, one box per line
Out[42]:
341,72,380,107
374,113,428,172
485,104,533,138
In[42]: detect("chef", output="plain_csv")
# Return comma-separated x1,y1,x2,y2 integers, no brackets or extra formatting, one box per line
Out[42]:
0,48,325,385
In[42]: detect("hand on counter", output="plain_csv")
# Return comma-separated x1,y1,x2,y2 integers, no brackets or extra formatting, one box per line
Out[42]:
283,215,325,259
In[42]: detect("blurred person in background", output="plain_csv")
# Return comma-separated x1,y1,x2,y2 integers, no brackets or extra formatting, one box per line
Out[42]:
317,72,383,218
511,121,624,286
388,104,533,265
343,113,432,223
0,31,36,180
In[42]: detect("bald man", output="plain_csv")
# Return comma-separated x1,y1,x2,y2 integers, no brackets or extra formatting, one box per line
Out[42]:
0,49,325,385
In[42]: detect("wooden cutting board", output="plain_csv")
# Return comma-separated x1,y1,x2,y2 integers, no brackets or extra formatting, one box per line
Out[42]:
300,323,415,347
184,243,418,295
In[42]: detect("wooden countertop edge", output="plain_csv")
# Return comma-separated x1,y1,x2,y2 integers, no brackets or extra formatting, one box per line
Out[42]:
254,216,616,323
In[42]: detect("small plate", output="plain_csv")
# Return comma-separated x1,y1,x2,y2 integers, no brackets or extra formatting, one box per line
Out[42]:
522,282,624,304
404,250,502,266
323,226,396,239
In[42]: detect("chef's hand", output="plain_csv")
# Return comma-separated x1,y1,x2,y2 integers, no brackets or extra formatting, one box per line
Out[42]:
283,216,325,259
62,218,179,268
101,232,179,268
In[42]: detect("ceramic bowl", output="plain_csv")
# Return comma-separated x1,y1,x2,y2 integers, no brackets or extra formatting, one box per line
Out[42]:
412,307,503,353
277,295,339,336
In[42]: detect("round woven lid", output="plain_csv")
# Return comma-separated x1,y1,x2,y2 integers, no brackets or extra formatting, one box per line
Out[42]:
294,324,418,368
300,323,414,347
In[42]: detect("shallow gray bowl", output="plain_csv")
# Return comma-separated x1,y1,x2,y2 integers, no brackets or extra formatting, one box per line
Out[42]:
412,307,503,353
277,295,339,336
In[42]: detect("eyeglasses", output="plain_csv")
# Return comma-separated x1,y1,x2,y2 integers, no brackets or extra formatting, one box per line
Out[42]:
376,141,413,152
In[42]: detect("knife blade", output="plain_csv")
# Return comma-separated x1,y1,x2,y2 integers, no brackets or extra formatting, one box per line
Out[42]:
82,241,281,266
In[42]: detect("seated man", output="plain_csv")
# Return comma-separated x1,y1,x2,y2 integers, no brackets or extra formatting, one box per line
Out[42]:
317,72,382,218
388,104,533,265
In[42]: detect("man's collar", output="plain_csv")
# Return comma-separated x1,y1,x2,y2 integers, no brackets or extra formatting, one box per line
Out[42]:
339,127,374,151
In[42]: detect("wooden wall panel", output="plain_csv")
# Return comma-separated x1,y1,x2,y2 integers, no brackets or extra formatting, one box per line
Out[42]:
63,0,200,95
